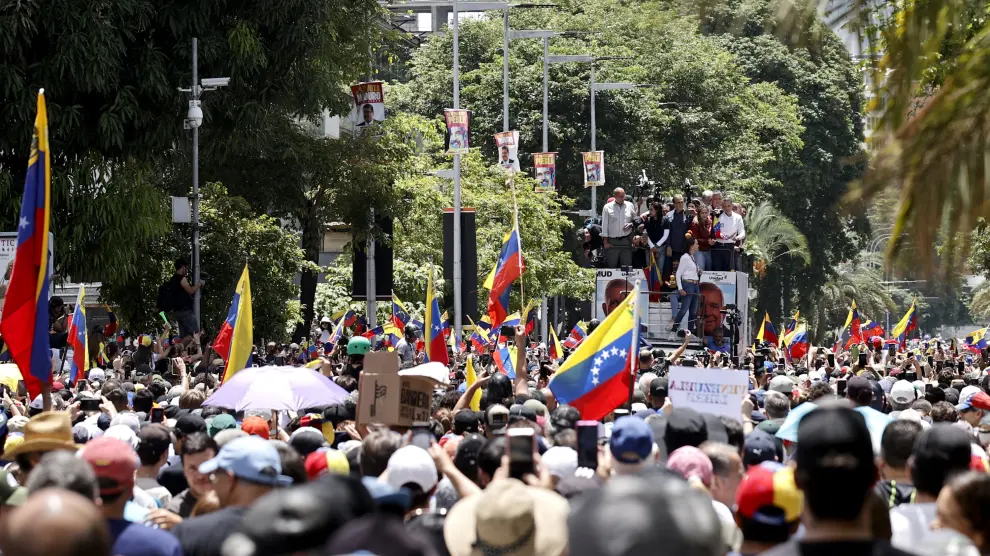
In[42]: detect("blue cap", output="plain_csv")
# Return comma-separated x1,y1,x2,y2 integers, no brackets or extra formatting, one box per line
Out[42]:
608,416,655,464
360,476,411,511
764,362,775,372
199,436,292,486
457,382,467,394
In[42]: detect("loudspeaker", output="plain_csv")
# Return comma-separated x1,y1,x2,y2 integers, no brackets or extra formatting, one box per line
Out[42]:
352,215,394,301
443,208,477,323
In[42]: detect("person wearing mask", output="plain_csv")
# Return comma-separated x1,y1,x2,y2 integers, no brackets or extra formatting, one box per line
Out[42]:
761,406,914,556
691,204,714,272
671,237,700,333
875,420,922,509
394,324,418,366
79,437,183,556
171,436,292,556
712,196,745,272
168,259,204,339
600,187,638,268
662,195,690,278
889,425,972,551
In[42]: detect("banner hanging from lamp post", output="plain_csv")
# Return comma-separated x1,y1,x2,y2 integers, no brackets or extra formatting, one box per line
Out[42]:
533,152,557,193
494,130,520,173
582,151,605,188
445,109,471,155
351,82,384,131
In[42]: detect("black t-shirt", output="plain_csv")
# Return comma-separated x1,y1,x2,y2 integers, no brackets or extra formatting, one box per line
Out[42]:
171,506,247,556
759,540,917,556
170,274,193,312
158,460,188,496
645,215,666,245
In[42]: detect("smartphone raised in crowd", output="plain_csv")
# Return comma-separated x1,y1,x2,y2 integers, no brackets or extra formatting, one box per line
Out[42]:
827,353,835,367
507,427,535,480
836,378,847,397
80,398,101,412
576,420,599,470
150,407,165,424
410,421,433,451
858,352,867,367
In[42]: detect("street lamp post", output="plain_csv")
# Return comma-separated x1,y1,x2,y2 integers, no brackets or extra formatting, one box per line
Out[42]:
179,38,229,332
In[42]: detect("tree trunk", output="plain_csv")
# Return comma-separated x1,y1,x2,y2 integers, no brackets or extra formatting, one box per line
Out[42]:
294,201,321,342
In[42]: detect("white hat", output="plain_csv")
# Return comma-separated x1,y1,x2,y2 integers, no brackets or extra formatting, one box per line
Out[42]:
768,375,794,394
385,445,438,492
104,424,138,450
111,413,141,434
960,386,982,403
890,381,917,405
541,447,578,479
88,368,105,382
897,409,930,429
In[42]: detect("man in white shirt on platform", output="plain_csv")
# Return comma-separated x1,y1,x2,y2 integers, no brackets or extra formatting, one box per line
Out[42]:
601,187,638,268
712,196,745,272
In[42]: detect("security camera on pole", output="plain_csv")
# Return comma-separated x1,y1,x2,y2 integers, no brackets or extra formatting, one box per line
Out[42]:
179,38,230,331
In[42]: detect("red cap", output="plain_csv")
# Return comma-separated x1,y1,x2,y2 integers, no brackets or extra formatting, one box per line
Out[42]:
79,437,138,495
241,416,270,440
51,382,64,392
304,449,349,480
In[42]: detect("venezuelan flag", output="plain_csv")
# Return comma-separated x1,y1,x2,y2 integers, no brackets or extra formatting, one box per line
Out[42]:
756,312,779,346
327,316,346,347
343,310,357,328
562,322,587,349
66,288,88,386
0,90,53,399
892,300,918,348
496,312,522,344
493,345,517,379
103,305,118,337
485,229,525,326
782,310,799,347
784,324,809,361
861,319,884,340
218,265,253,383
849,301,862,343
467,314,492,352
966,326,989,352
392,293,411,330
644,250,663,303
549,325,563,361
549,283,639,420
465,356,482,410
424,270,449,365
522,302,537,336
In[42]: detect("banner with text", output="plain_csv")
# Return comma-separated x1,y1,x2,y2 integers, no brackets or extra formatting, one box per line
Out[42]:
667,366,749,421
445,109,471,155
582,151,605,188
351,82,385,131
494,131,520,173
533,152,557,193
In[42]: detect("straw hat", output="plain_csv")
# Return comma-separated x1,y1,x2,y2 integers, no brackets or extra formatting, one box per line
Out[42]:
3,412,78,458
444,478,569,556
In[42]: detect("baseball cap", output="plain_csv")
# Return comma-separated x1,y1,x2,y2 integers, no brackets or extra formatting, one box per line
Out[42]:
542,446,578,479
768,376,794,395
174,413,207,438
736,461,803,526
846,376,873,403
795,406,874,483
609,416,655,464
303,448,350,480
743,429,778,468
385,445,438,492
289,427,327,457
663,407,707,454
78,437,139,495
198,435,292,486
666,446,713,487
485,404,510,435
650,377,669,401
241,416,270,439
207,414,237,437
0,468,27,507
88,368,106,383
452,410,480,435
522,399,548,418
890,380,917,405
957,391,990,412
105,425,139,450
509,404,537,424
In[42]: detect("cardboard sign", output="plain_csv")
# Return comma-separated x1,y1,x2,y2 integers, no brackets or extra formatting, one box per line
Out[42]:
667,366,749,421
357,352,437,427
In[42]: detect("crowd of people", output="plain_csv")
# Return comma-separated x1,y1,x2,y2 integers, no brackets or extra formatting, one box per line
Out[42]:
1,308,990,556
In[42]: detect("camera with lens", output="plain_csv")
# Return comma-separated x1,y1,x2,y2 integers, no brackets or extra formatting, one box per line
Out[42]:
720,304,740,327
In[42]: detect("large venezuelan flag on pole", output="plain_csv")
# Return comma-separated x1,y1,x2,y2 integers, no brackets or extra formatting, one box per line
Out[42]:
1,90,53,400
66,287,88,386
424,269,449,366
549,283,639,420
892,300,918,349
485,229,525,327
218,266,253,384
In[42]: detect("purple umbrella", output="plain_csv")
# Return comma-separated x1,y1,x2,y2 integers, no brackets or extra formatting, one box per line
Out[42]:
203,366,349,411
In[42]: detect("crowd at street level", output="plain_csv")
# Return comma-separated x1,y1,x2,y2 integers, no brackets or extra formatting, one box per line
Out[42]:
3,307,990,556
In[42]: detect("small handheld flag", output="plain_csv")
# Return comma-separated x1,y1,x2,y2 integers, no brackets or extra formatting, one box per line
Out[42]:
217,265,253,383
424,269,449,366
66,288,89,386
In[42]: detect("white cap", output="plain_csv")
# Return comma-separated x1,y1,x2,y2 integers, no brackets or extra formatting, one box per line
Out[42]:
890,381,917,404
385,445,438,492
110,413,141,434
960,386,982,403
630,402,648,413
88,368,105,382
541,447,578,479
104,424,139,450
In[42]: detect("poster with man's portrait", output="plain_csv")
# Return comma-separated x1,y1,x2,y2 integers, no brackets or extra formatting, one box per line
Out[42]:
533,152,557,193
594,268,650,323
582,151,605,187
445,109,471,155
351,82,385,131
494,131,520,173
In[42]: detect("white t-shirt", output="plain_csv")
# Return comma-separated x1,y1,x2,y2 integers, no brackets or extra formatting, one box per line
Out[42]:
890,502,937,552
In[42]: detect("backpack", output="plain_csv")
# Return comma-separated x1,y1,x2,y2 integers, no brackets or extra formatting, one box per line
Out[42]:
157,280,176,312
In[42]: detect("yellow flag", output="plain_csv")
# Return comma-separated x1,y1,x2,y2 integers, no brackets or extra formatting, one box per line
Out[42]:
465,356,482,411
221,265,253,383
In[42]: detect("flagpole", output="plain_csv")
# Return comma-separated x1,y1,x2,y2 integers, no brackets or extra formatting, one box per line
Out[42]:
627,280,640,408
